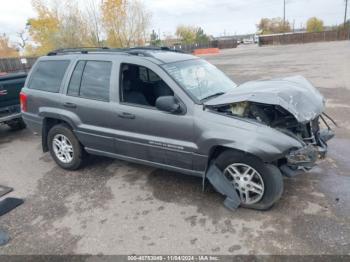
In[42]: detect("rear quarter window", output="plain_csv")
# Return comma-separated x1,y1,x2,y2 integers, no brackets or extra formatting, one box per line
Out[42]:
79,61,112,101
28,60,70,93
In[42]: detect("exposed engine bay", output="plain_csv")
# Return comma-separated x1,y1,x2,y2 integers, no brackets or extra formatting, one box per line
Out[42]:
203,75,336,176
209,101,335,175
217,101,327,145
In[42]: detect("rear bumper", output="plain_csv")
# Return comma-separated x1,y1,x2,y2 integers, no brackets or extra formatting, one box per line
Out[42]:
0,112,22,123
0,105,21,123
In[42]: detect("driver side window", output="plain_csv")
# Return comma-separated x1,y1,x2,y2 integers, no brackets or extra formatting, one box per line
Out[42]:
120,63,174,107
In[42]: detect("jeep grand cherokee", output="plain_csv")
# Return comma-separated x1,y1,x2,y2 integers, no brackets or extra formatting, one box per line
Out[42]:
20,47,334,210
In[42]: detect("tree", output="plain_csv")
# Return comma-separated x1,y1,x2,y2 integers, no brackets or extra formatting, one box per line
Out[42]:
257,17,291,34
195,27,209,43
101,0,151,47
85,0,103,47
26,0,60,55
306,17,324,32
338,19,350,30
55,1,90,48
150,30,161,46
26,0,104,55
101,0,125,48
0,34,19,57
25,0,152,54
175,25,197,44
17,29,28,50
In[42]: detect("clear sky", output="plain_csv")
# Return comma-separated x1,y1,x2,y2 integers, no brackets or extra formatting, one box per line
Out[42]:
0,0,348,40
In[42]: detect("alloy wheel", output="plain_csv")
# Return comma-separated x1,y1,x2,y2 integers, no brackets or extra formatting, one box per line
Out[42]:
224,163,265,205
52,134,74,164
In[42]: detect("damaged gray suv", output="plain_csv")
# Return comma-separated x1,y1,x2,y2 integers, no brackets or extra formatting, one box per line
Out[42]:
21,47,335,210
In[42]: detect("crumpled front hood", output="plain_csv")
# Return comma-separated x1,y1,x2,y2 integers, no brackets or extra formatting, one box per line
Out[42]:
205,75,325,123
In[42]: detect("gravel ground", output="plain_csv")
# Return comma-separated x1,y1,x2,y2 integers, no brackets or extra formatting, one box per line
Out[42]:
0,41,349,255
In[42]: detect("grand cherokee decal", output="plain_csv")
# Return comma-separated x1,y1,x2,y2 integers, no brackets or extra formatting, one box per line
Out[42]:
149,141,184,151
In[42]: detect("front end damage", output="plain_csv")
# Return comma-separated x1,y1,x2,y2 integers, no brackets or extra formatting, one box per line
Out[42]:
281,125,334,177
205,75,336,177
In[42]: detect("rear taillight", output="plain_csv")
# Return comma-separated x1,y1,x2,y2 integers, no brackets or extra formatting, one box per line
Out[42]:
19,91,27,112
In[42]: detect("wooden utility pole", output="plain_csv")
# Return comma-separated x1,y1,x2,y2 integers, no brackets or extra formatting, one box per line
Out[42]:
345,0,348,28
283,0,286,32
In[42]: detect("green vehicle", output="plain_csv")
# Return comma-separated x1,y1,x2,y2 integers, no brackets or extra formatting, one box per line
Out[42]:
0,73,27,130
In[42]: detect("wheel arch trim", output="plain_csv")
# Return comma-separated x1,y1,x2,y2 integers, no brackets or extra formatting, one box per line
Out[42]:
41,113,77,152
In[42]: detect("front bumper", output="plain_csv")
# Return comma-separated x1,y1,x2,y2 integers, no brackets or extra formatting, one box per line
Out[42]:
288,128,334,165
286,144,319,168
280,145,320,178
281,128,334,177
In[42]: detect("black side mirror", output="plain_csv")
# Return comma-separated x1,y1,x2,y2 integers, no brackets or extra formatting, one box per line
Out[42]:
155,96,181,114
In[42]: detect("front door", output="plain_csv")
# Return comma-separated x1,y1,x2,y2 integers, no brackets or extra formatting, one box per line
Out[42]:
113,61,196,170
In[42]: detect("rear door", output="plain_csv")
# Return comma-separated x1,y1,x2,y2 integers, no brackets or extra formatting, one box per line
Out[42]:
63,58,118,153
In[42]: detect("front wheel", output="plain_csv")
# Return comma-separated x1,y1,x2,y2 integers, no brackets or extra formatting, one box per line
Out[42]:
215,150,284,210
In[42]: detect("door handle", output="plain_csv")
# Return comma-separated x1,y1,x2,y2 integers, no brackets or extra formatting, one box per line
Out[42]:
63,102,77,108
118,112,135,119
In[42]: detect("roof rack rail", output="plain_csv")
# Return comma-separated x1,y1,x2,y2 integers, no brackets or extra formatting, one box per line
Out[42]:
132,46,183,53
47,47,127,56
47,46,182,56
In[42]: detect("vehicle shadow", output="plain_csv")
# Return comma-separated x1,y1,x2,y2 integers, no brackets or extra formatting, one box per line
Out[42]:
145,168,238,219
0,125,29,147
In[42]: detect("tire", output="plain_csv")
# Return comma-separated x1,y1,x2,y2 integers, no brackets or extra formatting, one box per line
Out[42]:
215,150,283,210
7,118,26,131
47,124,84,170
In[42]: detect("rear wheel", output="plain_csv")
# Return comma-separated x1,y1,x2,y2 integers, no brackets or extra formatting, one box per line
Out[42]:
47,124,84,170
215,150,283,210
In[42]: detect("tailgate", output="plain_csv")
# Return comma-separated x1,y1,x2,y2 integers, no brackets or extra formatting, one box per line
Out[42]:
0,73,27,107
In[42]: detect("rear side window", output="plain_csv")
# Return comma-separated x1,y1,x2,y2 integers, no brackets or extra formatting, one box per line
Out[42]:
67,61,112,101
28,60,70,92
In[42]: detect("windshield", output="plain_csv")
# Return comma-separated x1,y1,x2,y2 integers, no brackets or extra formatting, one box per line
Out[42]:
162,59,237,102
